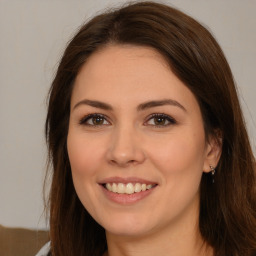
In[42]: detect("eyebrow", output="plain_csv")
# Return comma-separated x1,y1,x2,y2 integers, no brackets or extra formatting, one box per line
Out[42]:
137,99,186,112
73,99,113,111
73,99,186,112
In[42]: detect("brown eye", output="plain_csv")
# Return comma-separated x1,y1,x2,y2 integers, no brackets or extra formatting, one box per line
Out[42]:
153,116,167,125
79,114,110,126
145,114,176,127
92,116,104,125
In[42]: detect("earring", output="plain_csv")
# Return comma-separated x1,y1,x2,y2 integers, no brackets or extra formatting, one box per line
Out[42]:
210,165,216,183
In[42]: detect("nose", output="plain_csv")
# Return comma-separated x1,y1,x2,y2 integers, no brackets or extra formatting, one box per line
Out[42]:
106,125,146,167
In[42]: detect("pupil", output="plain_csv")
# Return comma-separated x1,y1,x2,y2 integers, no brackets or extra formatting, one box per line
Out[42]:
154,117,165,125
93,116,103,125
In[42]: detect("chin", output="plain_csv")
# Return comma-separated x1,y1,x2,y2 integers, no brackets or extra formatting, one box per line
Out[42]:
99,214,154,237
105,225,152,237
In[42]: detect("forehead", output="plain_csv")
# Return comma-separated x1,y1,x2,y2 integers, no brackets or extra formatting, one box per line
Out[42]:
76,44,170,81
71,44,198,112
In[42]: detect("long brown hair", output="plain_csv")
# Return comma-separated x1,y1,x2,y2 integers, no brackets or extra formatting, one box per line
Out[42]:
45,2,256,255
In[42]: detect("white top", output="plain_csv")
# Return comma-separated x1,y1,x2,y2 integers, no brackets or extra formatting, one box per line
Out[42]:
35,242,50,256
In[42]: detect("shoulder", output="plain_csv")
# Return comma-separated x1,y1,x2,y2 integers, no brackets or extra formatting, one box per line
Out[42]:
35,241,51,256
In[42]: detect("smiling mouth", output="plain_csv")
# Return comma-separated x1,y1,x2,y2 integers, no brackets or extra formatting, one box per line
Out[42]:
103,182,157,195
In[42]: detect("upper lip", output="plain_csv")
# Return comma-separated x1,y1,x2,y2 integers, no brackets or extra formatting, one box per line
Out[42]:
98,176,158,185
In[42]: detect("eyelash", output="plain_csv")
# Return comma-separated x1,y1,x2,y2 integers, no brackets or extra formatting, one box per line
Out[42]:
79,113,177,127
145,113,177,127
79,113,110,126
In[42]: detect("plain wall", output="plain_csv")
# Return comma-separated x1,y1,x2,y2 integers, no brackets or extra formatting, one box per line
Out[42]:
0,0,255,229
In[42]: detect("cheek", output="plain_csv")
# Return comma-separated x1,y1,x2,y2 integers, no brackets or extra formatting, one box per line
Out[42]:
67,132,104,178
146,131,206,218
67,132,105,218
147,130,206,178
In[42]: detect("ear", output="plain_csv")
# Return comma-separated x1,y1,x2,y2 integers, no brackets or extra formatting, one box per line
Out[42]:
203,131,222,173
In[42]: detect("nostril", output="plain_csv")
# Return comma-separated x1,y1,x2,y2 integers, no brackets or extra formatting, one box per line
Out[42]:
109,158,137,167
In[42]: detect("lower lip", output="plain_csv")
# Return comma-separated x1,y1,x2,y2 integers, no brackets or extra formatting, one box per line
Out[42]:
100,185,156,205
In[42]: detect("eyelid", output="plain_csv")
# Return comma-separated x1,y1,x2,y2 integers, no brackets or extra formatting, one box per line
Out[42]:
78,112,176,127
79,113,111,126
144,113,177,127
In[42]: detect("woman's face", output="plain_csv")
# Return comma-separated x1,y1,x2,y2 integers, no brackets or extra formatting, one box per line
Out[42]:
67,45,218,238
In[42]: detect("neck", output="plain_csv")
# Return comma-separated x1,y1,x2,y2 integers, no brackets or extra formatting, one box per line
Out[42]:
105,230,212,256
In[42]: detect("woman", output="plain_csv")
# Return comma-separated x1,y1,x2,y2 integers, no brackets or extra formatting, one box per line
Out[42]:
41,1,256,256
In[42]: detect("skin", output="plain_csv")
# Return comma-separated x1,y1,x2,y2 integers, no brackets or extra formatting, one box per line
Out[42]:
67,45,221,256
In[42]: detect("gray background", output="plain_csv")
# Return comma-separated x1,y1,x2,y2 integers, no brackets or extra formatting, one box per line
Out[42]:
0,0,255,229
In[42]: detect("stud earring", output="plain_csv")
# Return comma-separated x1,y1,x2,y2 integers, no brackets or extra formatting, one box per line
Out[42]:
210,165,216,183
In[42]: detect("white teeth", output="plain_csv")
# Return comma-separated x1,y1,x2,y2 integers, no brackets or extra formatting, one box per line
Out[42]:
112,183,117,193
117,183,125,193
106,183,112,191
146,184,153,189
134,183,142,193
126,183,135,194
105,182,155,194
